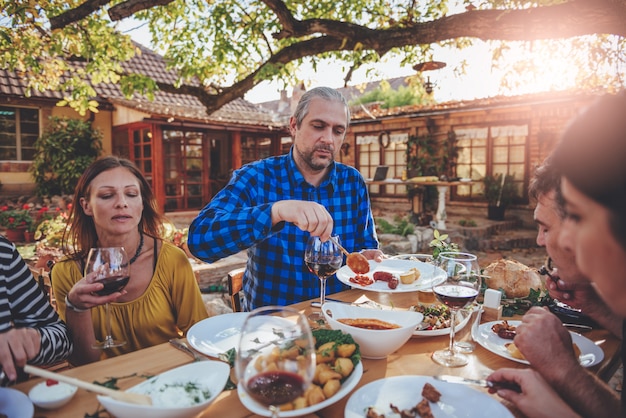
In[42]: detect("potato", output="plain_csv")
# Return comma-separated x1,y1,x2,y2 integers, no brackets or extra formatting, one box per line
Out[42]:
279,402,294,411
280,345,300,360
316,342,336,363
334,357,354,378
313,363,331,384
336,343,356,358
323,379,341,398
292,396,308,409
306,385,326,405
318,368,342,385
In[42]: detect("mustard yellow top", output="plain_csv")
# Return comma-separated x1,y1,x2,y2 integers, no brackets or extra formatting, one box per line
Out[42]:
52,241,208,359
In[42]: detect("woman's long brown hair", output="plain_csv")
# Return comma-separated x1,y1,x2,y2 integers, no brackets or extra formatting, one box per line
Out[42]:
62,156,166,261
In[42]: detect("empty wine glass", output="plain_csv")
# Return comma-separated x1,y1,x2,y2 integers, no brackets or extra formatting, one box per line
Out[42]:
304,235,343,322
85,247,130,349
432,252,481,367
236,306,315,417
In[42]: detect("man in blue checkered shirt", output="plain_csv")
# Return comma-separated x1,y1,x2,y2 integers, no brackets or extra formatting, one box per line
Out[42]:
187,87,383,310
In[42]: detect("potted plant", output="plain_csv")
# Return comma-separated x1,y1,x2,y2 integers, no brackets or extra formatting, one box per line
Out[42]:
482,173,516,220
0,205,34,242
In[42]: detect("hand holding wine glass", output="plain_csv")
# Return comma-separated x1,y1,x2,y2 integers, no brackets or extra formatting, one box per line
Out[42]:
432,252,481,367
236,306,315,417
304,235,343,322
85,247,130,349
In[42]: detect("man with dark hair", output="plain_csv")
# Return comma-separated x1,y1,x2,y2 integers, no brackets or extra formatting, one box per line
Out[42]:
527,155,620,336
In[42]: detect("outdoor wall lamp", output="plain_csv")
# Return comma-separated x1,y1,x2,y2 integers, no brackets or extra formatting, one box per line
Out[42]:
413,60,446,95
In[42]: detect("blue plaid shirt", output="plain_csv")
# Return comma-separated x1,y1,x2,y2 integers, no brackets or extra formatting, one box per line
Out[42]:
187,150,379,310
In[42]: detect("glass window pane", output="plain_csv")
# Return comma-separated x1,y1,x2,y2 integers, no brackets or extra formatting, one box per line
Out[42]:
472,148,486,164
509,145,525,163
493,147,508,163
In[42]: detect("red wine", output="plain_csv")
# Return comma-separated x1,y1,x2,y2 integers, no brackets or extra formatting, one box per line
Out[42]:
247,370,305,406
306,260,341,279
433,284,478,309
94,275,130,296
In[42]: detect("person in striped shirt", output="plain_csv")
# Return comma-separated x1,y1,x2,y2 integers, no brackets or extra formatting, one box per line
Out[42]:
188,87,384,310
0,235,72,382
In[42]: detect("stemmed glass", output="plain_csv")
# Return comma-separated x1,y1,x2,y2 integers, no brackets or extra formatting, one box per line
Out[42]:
85,247,130,349
431,252,481,367
304,235,343,322
236,306,316,418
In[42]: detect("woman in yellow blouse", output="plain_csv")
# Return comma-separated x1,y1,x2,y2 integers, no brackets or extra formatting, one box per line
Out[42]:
52,156,208,365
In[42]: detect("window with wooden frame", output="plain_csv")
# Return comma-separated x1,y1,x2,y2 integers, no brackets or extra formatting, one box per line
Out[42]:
0,106,39,160
357,131,408,196
453,125,528,203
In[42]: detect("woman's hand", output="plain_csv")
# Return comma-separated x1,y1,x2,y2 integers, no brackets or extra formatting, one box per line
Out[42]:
66,271,126,311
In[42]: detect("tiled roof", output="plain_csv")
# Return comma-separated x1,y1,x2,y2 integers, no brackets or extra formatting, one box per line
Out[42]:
0,43,282,128
349,88,608,121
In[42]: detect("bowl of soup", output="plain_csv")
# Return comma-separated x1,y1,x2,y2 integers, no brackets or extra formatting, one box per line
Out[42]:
322,302,423,359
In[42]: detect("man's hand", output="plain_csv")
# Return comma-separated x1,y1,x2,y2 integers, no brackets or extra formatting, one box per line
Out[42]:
271,200,334,239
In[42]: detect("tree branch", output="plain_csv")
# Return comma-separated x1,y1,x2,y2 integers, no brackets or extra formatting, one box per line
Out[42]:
49,0,111,30
108,0,176,21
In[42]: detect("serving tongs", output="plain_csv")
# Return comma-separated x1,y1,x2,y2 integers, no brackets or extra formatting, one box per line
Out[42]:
24,364,152,405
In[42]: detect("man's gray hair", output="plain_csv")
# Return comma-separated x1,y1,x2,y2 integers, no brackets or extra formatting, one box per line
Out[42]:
292,86,351,128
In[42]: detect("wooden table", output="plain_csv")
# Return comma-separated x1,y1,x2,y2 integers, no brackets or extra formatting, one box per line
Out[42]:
13,288,621,418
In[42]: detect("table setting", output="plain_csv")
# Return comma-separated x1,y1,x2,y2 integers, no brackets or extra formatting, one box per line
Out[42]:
8,250,622,418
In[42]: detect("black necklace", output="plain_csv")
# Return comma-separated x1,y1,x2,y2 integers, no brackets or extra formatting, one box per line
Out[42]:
129,233,144,265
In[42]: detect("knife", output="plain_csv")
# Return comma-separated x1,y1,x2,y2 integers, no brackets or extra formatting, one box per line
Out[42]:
434,375,521,392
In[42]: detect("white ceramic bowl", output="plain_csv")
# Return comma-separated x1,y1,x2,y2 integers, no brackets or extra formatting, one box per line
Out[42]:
322,302,423,359
28,381,77,409
97,361,230,418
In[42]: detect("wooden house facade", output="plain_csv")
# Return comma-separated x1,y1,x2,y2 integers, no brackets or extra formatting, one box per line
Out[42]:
339,89,609,216
0,43,289,213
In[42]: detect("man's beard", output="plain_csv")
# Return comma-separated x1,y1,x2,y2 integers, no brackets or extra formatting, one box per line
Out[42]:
296,144,335,171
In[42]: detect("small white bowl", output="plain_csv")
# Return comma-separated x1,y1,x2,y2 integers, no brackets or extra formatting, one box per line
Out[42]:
97,361,230,418
322,302,423,359
28,381,77,409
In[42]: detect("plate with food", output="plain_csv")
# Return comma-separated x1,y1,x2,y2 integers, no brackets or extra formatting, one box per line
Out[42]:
238,329,363,417
410,304,473,337
336,259,446,293
472,320,604,367
187,312,249,357
344,375,514,417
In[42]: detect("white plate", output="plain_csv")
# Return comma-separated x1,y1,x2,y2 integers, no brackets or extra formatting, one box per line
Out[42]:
472,320,604,367
413,308,472,337
187,312,249,357
97,361,230,418
336,259,446,293
344,375,513,417
239,361,363,417
0,388,34,418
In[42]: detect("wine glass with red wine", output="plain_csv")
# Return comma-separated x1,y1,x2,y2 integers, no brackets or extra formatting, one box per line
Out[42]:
85,247,130,349
304,235,343,322
431,252,481,367
236,306,315,417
